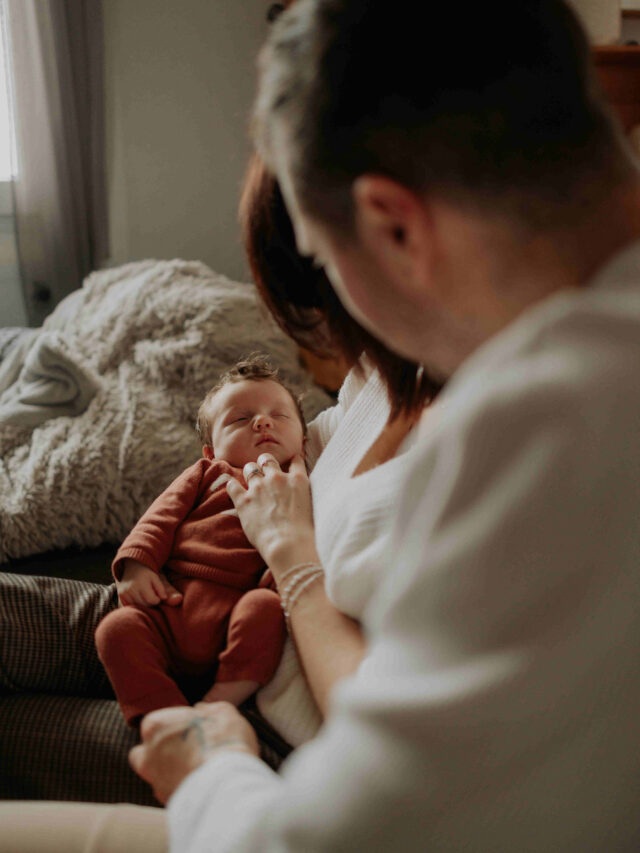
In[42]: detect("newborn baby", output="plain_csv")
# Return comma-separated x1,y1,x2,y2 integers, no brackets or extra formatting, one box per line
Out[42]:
95,355,306,727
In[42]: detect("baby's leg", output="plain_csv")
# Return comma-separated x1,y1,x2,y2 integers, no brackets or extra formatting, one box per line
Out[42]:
202,588,286,706
95,607,188,726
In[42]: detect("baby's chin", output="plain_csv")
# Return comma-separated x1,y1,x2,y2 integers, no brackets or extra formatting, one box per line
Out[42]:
254,446,304,469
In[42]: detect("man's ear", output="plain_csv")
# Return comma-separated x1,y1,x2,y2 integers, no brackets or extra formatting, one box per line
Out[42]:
352,174,436,301
202,445,214,460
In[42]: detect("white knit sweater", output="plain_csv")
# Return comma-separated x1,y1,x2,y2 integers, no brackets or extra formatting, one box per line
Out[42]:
257,360,420,745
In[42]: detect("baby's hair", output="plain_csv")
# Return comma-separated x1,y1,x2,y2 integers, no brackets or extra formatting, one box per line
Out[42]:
196,353,307,445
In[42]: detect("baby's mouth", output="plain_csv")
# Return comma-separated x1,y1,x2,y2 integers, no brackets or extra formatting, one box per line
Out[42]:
257,435,278,446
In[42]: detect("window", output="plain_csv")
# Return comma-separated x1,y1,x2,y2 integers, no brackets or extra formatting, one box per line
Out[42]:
0,0,15,183
0,0,23,326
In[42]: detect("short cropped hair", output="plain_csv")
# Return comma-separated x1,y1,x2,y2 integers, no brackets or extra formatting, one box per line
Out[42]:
239,154,440,418
254,0,635,233
196,354,307,446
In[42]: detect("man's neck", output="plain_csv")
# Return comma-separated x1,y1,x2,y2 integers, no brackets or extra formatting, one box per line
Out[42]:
443,179,640,372
507,180,640,297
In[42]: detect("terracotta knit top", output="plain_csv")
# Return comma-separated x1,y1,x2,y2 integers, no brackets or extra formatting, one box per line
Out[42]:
112,458,265,590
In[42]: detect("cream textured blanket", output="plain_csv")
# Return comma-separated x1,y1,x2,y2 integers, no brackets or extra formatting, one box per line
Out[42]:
0,260,332,562
0,332,99,427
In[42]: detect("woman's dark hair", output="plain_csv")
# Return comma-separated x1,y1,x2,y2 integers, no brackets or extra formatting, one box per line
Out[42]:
239,154,440,418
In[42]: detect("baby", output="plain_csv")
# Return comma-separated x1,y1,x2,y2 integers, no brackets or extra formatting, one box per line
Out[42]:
95,355,306,727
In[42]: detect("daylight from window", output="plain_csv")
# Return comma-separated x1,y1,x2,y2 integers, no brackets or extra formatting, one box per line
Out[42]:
0,0,16,180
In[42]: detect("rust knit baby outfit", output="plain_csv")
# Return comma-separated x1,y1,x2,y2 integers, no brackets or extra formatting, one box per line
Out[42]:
95,458,286,726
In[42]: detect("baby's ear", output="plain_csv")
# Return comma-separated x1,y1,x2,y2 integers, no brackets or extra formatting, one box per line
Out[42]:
202,445,215,460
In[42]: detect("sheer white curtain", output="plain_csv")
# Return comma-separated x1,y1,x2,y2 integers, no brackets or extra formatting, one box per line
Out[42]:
0,0,22,327
7,0,108,326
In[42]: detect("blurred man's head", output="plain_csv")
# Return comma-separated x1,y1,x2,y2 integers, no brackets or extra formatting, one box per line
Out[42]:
253,1,639,376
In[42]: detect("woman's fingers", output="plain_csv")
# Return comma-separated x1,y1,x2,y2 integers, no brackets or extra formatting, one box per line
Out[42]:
227,450,316,566
257,452,280,470
129,707,197,804
129,704,260,803
226,477,245,504
243,461,264,484
288,453,307,475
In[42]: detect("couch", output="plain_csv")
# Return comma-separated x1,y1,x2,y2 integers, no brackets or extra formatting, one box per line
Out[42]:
0,260,335,804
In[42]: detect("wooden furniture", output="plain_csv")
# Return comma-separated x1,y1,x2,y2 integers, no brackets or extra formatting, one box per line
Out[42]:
594,46,640,131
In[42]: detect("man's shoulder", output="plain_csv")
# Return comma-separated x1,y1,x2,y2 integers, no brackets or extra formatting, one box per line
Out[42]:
448,273,640,433
369,288,640,634
403,282,640,520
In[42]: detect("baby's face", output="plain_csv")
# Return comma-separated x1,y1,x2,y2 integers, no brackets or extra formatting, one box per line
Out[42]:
205,379,305,468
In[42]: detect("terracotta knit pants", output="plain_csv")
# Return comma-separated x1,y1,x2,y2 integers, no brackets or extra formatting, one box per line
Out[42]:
95,575,285,726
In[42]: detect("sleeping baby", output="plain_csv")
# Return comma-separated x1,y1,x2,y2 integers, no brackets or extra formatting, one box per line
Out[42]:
95,355,306,727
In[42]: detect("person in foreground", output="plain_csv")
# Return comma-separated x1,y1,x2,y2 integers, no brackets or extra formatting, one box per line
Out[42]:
131,1,640,850
95,357,303,726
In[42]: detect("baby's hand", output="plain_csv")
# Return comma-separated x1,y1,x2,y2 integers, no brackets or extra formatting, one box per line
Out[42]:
117,559,182,607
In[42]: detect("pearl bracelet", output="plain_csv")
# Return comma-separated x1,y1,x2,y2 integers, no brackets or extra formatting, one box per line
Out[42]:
280,565,324,610
279,562,324,628
278,561,321,590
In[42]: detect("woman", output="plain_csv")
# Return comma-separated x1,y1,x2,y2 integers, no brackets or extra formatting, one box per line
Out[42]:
0,156,438,850
239,156,438,746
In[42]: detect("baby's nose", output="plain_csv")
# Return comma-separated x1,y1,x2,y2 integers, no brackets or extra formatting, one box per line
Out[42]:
253,414,272,429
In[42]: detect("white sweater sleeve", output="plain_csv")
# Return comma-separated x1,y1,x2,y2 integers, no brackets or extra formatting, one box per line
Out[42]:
304,364,368,469
168,334,640,851
169,754,281,853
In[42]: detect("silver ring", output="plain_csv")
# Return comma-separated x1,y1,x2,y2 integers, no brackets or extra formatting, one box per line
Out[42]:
257,454,279,468
245,465,264,481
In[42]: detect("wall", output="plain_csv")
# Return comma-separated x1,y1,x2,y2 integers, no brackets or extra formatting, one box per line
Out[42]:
0,180,24,326
103,0,269,283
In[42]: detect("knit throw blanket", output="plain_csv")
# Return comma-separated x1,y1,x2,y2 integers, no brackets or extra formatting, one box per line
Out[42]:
0,260,333,562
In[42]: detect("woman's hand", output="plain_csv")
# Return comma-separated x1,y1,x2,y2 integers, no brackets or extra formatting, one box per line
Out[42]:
129,702,259,804
227,453,319,581
229,452,366,716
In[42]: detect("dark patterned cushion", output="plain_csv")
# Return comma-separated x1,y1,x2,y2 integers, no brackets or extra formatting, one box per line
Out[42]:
0,693,158,805
0,572,291,804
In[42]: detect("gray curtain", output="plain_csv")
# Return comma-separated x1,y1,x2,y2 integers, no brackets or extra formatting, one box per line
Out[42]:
7,0,108,327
